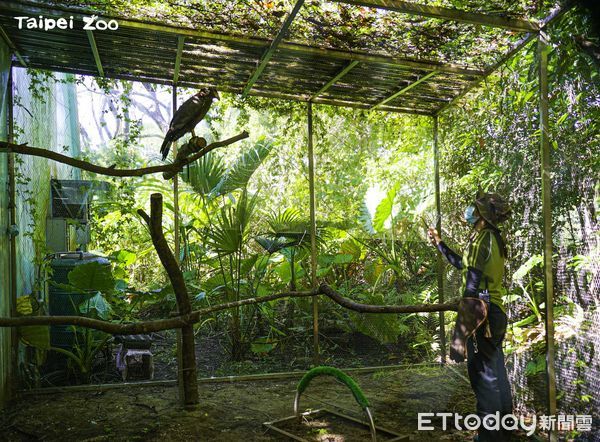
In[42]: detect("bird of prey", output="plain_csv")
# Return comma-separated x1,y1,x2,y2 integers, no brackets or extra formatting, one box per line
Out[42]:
160,87,219,160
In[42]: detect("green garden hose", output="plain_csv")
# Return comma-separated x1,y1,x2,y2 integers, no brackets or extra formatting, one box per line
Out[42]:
294,366,377,441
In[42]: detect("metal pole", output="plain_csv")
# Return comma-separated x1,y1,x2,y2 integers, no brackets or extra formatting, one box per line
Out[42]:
7,64,17,399
538,33,557,442
307,102,319,365
172,85,184,403
433,115,446,364
172,86,180,262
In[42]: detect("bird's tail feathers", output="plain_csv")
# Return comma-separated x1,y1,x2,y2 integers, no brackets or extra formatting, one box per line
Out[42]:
160,138,171,161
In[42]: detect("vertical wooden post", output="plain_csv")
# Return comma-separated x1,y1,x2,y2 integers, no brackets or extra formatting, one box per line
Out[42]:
138,194,198,407
7,64,18,398
433,115,446,364
172,85,185,405
307,102,319,365
538,33,557,441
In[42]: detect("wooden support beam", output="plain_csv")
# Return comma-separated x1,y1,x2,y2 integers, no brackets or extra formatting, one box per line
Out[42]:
173,36,185,84
332,0,538,32
86,30,104,77
373,71,437,109
242,0,305,96
311,60,359,100
0,25,27,66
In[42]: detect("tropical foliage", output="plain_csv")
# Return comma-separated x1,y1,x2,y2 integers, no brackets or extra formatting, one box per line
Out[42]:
14,3,598,419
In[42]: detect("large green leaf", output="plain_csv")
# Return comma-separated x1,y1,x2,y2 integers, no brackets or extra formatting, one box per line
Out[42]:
19,325,50,350
340,238,363,261
274,260,304,284
250,337,277,354
512,255,543,282
79,292,113,320
267,208,302,233
67,261,115,293
372,184,398,233
111,249,137,266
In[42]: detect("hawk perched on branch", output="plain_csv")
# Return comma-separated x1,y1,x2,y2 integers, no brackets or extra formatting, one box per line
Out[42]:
160,87,219,160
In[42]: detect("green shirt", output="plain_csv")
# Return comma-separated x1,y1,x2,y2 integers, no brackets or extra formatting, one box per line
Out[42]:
462,228,506,312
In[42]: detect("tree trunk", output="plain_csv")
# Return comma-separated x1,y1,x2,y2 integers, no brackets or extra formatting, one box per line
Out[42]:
138,193,198,406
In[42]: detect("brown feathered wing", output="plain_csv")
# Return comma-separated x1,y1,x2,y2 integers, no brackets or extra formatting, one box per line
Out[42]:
160,88,217,160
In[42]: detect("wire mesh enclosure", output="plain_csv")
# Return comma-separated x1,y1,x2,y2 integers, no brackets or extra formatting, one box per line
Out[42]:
0,1,598,440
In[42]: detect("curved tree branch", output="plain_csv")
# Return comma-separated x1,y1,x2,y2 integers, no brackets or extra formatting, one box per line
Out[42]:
0,289,317,334
0,285,457,333
319,283,458,313
0,131,249,178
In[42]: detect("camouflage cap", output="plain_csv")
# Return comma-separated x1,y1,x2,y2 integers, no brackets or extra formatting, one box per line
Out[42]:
474,190,511,228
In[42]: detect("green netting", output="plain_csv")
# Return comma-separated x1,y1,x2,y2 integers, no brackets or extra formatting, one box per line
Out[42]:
12,69,81,297
0,37,12,408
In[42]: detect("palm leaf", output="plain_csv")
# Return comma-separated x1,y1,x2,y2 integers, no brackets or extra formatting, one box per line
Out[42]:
267,208,301,232
206,189,258,255
255,236,298,254
183,152,226,196
210,138,274,198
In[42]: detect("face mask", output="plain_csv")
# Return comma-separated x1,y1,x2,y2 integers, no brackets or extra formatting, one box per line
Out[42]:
464,205,479,225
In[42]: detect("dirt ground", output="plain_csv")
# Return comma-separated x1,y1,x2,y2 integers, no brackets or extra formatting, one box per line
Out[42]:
0,365,545,442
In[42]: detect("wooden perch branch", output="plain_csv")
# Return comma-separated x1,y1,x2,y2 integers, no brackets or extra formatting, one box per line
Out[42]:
138,195,191,314
138,193,198,405
0,131,248,179
0,284,456,333
0,290,317,334
319,283,458,313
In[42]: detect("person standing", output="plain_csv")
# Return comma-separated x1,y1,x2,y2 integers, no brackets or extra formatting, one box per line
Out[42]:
428,191,513,442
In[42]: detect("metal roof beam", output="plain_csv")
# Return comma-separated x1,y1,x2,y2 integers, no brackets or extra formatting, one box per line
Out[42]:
173,36,185,84
311,60,359,100
86,30,104,77
242,0,305,97
331,0,539,32
373,71,438,109
435,33,535,115
279,44,482,76
20,60,435,116
435,2,575,114
0,25,27,66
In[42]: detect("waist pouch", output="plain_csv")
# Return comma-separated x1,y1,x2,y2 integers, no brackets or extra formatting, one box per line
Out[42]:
449,292,492,363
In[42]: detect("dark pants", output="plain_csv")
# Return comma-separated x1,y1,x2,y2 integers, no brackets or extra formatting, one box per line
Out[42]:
466,302,513,442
